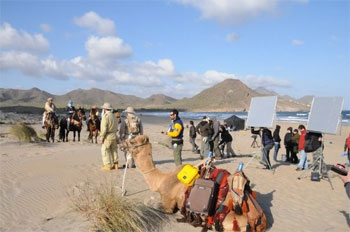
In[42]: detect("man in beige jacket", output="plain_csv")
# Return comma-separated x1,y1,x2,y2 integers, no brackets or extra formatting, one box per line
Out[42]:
42,97,56,128
100,102,119,170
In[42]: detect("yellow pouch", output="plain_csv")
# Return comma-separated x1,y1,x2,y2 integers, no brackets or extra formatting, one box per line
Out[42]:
177,164,200,186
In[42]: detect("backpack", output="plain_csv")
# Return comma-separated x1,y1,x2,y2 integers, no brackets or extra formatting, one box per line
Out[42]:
125,114,140,134
304,132,322,153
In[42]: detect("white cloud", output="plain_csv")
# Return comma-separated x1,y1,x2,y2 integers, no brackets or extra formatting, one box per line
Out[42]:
0,22,49,53
74,11,116,36
85,36,132,60
226,33,240,42
203,70,237,84
241,75,291,89
135,59,175,77
292,39,304,46
40,23,51,33
176,0,278,25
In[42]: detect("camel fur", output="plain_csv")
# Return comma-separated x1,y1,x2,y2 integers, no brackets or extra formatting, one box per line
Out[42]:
120,135,188,213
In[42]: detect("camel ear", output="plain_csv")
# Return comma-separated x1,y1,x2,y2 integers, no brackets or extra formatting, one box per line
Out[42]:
142,135,149,144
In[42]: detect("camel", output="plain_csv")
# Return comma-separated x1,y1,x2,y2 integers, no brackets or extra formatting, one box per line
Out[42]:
120,135,267,232
120,134,188,213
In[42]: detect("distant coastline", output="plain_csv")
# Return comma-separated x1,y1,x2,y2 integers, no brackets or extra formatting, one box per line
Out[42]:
1,106,349,126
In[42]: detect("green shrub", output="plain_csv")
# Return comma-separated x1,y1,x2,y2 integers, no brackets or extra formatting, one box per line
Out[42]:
69,182,168,232
10,123,40,142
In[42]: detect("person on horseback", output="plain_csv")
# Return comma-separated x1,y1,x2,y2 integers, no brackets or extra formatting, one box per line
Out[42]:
86,105,100,131
66,100,76,131
42,97,56,128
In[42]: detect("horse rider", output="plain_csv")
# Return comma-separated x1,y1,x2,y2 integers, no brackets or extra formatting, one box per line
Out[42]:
42,97,56,128
66,100,76,131
86,105,100,131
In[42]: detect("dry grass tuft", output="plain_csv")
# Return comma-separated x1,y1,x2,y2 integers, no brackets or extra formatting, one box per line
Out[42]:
10,123,41,143
69,182,168,232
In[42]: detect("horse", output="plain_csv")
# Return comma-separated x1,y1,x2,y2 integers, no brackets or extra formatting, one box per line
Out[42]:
59,107,86,142
87,110,100,143
44,112,59,142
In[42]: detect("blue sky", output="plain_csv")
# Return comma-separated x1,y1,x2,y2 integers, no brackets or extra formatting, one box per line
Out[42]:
0,0,349,108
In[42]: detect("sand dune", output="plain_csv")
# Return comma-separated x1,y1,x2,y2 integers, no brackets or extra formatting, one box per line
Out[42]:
0,115,349,231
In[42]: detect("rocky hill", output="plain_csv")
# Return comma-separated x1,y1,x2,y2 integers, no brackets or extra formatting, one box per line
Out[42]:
0,79,310,111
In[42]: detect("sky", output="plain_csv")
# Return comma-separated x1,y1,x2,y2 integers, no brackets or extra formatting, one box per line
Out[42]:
0,0,349,108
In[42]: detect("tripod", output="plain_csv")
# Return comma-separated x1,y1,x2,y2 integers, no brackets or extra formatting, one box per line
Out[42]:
245,148,275,174
297,150,334,190
251,135,260,148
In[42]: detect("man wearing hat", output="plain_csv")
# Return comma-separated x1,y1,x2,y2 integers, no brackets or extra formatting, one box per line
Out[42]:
100,102,119,170
42,97,56,128
119,106,143,168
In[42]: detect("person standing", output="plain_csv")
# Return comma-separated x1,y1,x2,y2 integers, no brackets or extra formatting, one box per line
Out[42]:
196,116,211,159
164,109,184,166
283,127,293,162
345,133,350,166
306,132,323,173
42,97,56,128
219,125,237,158
273,125,281,162
189,121,199,153
261,128,274,169
119,106,143,168
211,117,222,160
291,129,300,164
296,125,308,171
100,103,119,171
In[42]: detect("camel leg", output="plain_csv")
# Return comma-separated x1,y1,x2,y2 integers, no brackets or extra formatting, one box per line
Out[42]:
66,130,69,142
78,131,80,142
161,195,176,214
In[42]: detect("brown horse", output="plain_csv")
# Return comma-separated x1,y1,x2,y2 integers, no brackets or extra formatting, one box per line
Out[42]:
45,112,59,142
87,110,100,143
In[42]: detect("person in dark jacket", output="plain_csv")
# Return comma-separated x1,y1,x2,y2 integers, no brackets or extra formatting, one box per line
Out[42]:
219,125,236,158
261,128,274,169
211,117,222,160
189,121,199,153
273,125,281,162
283,127,293,162
291,129,300,164
196,116,212,159
306,132,323,173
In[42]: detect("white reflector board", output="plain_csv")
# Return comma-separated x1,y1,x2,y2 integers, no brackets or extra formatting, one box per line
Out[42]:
247,96,277,129
307,97,343,135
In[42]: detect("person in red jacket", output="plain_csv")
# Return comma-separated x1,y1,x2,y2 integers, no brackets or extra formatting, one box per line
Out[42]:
296,125,308,170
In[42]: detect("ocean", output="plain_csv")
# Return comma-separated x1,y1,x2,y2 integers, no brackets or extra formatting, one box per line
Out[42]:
139,110,350,126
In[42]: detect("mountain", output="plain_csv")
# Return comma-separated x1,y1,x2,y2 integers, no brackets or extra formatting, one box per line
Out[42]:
254,87,279,96
144,94,177,106
297,95,314,105
168,79,309,112
0,88,51,107
0,79,310,111
170,79,260,112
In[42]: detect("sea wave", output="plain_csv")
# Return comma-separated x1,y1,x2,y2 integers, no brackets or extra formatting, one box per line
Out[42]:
139,111,350,126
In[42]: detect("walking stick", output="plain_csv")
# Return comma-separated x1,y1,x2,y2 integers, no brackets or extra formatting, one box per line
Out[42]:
121,153,132,196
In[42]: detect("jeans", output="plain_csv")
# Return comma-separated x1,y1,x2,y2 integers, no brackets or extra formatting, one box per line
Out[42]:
189,137,198,152
273,142,280,161
297,150,308,170
200,136,210,159
262,143,274,168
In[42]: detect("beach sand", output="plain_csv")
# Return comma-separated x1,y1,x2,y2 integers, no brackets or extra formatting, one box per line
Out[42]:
0,115,349,231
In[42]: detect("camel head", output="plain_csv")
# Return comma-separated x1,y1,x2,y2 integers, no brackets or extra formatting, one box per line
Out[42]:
119,135,152,161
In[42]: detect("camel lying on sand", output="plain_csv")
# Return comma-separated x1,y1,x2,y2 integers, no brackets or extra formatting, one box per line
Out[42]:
120,135,188,213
